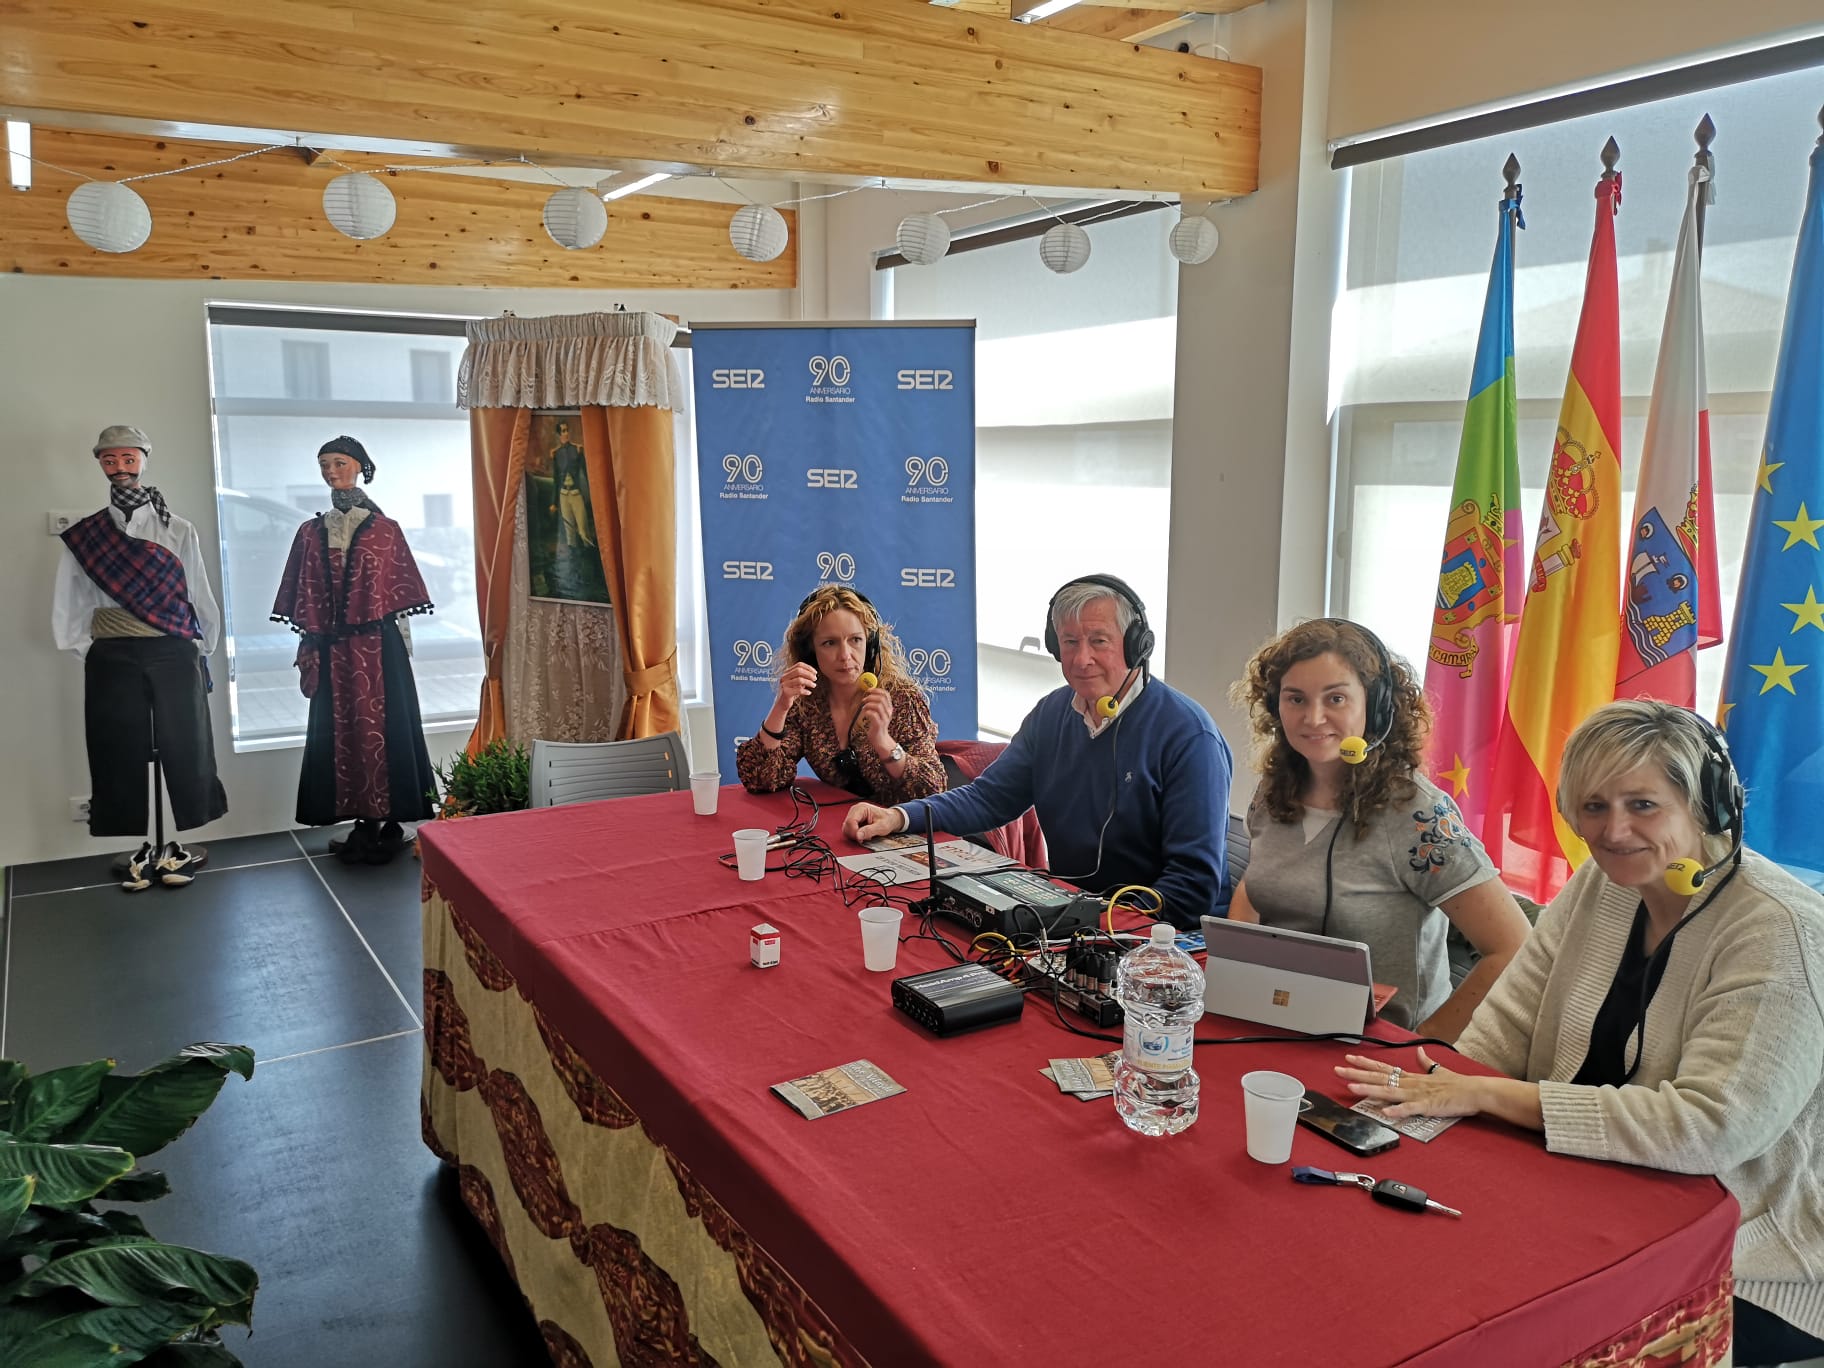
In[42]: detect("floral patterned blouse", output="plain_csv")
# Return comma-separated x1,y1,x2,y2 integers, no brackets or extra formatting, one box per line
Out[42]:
736,676,944,803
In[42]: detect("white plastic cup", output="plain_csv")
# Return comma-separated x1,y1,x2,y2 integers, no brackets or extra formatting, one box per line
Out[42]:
1240,1070,1308,1164
732,828,769,882
690,771,720,816
857,906,904,972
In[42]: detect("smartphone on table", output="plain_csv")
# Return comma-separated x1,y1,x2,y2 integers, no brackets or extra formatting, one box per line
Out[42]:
1298,1089,1400,1156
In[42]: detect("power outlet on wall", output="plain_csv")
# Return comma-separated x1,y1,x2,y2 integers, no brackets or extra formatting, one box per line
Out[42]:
47,510,91,537
69,796,91,824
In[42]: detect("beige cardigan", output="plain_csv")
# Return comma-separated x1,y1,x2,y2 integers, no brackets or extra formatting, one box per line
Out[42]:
1458,851,1824,1338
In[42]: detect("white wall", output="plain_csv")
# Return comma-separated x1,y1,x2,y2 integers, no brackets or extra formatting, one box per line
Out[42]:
1166,0,1340,809
0,275,794,866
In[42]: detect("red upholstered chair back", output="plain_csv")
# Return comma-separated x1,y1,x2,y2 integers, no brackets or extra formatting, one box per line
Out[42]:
934,739,1048,870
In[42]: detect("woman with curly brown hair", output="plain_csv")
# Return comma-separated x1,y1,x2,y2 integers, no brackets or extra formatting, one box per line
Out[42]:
1227,618,1530,1040
736,585,944,804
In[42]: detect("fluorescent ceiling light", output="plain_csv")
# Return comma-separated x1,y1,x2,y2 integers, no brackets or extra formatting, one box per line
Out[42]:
601,172,673,202
1018,0,1083,20
6,121,30,192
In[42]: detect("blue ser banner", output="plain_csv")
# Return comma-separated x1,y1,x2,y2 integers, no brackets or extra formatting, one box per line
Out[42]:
692,322,977,779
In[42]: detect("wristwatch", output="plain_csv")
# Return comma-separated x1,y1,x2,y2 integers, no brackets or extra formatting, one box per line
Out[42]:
884,743,906,764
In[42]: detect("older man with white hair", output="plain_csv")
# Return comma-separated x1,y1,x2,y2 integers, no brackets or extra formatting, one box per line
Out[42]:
843,574,1232,927
52,425,227,890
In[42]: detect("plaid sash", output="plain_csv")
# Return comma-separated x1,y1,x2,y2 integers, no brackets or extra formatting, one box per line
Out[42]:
61,511,203,640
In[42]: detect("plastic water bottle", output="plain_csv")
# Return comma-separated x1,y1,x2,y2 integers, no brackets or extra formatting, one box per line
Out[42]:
1112,923,1204,1136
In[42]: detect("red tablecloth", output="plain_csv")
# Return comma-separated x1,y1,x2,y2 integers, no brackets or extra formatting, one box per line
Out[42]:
420,784,1737,1367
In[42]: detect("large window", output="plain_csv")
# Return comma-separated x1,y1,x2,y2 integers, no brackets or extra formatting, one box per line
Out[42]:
207,309,483,748
1334,62,1823,716
888,208,1178,736
208,306,707,750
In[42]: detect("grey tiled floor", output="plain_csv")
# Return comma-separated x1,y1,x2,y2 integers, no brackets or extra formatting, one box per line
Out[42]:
2,828,546,1367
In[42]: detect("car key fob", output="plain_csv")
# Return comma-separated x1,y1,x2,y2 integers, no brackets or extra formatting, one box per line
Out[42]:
1371,1178,1461,1217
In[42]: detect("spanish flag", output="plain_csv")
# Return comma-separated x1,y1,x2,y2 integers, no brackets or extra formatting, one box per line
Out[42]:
1485,160,1625,901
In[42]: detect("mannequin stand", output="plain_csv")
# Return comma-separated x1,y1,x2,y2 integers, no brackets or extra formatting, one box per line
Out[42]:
106,736,209,878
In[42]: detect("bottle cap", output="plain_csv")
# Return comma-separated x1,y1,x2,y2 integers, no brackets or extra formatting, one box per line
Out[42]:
1150,924,1174,944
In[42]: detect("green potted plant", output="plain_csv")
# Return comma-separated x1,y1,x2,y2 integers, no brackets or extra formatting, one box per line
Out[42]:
0,1043,258,1366
430,738,531,819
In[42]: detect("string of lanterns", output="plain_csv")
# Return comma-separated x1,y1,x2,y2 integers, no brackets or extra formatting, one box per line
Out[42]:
40,141,1221,269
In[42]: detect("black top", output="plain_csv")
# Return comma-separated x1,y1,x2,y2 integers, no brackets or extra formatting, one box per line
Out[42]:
1571,900,1671,1088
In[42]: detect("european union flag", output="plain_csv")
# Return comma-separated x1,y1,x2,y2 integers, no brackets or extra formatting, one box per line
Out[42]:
1719,123,1824,872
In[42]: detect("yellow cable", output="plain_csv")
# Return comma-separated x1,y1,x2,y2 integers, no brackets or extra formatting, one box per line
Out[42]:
971,931,1018,962
1102,884,1165,935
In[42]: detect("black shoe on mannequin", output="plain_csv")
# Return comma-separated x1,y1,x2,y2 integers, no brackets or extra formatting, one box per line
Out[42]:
121,840,154,893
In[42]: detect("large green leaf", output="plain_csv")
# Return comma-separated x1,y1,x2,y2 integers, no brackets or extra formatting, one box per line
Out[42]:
0,1175,34,1244
0,1060,27,1130
0,1297,212,1367
12,1240,258,1313
0,1142,134,1206
14,1061,116,1143
0,1204,116,1264
62,1047,253,1159
152,1047,253,1085
101,1170,171,1204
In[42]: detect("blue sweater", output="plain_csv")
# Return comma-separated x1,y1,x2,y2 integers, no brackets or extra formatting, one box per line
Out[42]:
901,680,1233,928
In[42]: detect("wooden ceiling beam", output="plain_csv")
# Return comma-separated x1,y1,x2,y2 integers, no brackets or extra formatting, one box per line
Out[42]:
1036,8,1198,42
0,0,1260,200
1032,0,1257,10
1,128,797,290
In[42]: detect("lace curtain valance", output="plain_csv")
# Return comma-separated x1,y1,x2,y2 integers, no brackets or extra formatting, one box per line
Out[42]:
458,311,685,411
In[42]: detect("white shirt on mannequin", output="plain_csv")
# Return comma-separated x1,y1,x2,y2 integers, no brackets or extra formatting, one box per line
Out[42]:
51,502,221,659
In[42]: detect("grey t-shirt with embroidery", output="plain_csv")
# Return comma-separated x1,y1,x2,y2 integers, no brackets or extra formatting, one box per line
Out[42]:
1242,771,1498,1030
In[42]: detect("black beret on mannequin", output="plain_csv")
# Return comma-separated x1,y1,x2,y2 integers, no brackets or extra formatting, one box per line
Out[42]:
318,435,376,484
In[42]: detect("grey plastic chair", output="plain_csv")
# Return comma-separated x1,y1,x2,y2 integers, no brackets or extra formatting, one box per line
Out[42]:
528,732,689,808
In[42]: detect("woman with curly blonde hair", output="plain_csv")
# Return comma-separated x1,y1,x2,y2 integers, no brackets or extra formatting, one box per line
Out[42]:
1226,618,1529,1040
736,585,943,803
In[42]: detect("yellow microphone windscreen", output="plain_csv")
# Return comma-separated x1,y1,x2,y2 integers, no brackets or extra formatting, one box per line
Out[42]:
1664,859,1705,897
858,672,878,691
1096,695,1119,719
1338,736,1369,765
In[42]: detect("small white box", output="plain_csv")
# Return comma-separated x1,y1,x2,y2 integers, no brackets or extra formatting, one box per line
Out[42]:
750,923,781,969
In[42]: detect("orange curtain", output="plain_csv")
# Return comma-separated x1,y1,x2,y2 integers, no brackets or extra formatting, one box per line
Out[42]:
581,404,679,738
466,407,530,754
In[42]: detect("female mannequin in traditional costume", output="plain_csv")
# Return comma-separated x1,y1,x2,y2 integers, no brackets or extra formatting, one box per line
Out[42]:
272,436,436,864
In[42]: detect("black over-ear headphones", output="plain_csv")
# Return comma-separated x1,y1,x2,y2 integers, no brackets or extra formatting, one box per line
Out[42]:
1687,712,1743,837
1663,706,1745,897
795,587,880,675
1043,574,1155,669
1265,619,1397,764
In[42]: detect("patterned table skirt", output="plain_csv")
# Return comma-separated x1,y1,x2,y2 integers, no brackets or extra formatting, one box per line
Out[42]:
421,884,867,1368
422,881,1731,1368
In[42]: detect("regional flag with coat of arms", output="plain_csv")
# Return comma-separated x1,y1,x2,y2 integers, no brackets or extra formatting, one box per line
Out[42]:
1615,162,1722,704
1424,181,1525,845
1485,156,1625,902
1718,124,1824,872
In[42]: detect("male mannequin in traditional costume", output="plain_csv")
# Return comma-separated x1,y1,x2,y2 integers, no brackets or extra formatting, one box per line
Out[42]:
272,436,437,865
52,425,228,891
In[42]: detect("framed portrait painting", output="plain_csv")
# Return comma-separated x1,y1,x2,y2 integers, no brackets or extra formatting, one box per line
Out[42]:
523,410,611,606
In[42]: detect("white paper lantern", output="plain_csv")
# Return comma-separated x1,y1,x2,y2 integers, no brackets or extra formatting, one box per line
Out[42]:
66,182,152,254
1169,214,1220,265
729,203,789,262
1038,221,1091,275
542,187,608,250
895,212,951,266
322,172,397,241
